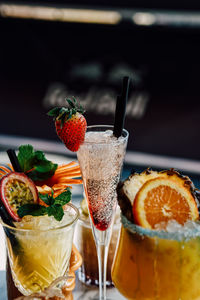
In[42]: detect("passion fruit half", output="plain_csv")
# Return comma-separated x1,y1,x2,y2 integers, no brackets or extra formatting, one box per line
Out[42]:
0,172,38,221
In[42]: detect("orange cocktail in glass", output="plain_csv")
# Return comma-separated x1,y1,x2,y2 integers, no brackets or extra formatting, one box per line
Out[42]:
112,169,200,300
112,216,200,300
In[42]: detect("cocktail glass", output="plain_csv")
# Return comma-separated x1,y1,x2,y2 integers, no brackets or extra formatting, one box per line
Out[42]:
77,125,128,300
74,209,121,286
112,215,200,300
1,203,79,296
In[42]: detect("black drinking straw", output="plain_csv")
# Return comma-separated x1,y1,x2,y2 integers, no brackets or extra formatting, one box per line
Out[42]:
7,149,22,173
113,76,130,138
0,149,22,226
1,149,22,227
0,149,22,247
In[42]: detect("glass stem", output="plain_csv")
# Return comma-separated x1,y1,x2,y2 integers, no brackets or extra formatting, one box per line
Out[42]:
92,222,114,300
97,242,109,300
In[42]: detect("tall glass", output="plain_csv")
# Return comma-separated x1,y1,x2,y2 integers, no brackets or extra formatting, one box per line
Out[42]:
112,215,200,300
77,125,128,300
1,203,79,296
74,209,121,286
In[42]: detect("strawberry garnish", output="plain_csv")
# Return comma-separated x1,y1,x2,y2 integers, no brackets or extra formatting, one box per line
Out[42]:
48,97,87,152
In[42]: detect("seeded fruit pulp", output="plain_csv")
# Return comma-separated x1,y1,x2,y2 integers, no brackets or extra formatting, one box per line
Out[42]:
0,172,38,221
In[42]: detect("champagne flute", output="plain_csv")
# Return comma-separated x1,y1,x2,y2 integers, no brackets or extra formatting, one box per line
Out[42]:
77,125,128,299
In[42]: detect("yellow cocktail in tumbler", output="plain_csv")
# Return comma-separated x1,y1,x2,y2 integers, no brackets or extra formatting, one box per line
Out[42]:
0,126,82,298
2,203,79,296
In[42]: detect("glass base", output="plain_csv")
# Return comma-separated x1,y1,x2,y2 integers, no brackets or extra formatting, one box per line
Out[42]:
78,270,114,287
92,298,115,300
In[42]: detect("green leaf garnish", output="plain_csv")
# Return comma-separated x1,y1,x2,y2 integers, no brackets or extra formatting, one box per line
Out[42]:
47,205,64,221
17,188,71,221
66,98,76,109
18,145,58,181
39,193,55,206
18,204,47,218
54,188,71,206
47,107,61,117
18,144,35,172
47,97,85,126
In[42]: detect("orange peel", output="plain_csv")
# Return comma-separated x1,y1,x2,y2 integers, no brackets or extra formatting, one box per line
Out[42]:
36,162,82,194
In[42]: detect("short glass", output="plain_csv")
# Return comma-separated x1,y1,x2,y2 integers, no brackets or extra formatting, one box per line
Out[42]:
1,203,79,296
74,211,121,286
112,215,200,300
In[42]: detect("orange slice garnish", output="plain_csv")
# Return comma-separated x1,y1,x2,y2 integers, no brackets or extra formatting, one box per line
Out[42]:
133,177,199,229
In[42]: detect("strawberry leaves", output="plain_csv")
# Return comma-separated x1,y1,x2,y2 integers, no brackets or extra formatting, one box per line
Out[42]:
47,97,85,128
18,145,58,181
17,188,71,221
47,107,61,117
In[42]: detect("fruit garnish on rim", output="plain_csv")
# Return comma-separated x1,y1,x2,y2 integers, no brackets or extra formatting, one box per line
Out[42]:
117,169,199,229
80,198,89,217
0,172,38,222
0,150,82,296
17,144,58,181
133,176,199,229
0,144,82,222
18,188,71,221
48,97,87,152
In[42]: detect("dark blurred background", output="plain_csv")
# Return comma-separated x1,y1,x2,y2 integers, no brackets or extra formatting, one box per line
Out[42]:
0,0,200,182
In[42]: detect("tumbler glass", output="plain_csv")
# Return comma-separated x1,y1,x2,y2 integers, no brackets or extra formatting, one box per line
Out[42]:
112,215,200,300
1,203,79,296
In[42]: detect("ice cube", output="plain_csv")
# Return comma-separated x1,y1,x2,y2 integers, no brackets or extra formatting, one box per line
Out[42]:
184,220,200,231
15,210,74,230
103,130,113,137
166,220,183,233
154,221,167,231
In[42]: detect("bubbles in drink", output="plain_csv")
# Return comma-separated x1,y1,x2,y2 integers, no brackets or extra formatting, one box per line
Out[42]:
86,177,118,230
77,130,127,231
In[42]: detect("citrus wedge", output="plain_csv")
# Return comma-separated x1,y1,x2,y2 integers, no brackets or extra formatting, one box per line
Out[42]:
133,176,199,229
80,197,89,216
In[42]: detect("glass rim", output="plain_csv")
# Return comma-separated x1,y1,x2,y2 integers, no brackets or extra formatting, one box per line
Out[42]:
0,202,80,233
121,214,200,241
83,125,129,145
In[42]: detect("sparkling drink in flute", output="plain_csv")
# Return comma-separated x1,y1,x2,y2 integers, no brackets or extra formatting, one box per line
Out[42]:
77,125,128,300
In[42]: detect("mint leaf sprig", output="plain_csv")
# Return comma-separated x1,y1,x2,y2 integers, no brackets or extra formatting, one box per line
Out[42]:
17,188,71,221
17,144,58,182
